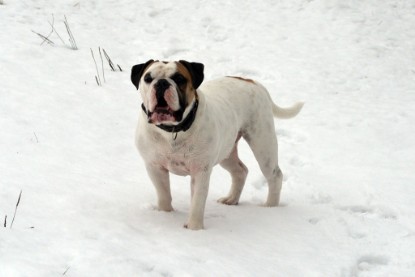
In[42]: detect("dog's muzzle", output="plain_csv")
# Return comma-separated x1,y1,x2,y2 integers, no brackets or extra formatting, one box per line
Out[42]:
141,94,199,134
145,79,182,124
155,79,170,107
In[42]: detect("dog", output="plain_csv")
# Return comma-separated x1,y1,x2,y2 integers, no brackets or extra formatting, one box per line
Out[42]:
131,60,303,230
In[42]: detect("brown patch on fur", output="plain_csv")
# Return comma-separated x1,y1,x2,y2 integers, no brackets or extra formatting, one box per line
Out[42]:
227,76,256,84
175,62,196,104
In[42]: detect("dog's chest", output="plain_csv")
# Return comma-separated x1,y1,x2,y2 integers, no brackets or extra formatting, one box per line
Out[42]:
164,155,190,176
152,139,199,176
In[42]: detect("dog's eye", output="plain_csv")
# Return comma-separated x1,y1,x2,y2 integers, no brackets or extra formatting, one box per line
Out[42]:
144,73,153,84
171,74,187,85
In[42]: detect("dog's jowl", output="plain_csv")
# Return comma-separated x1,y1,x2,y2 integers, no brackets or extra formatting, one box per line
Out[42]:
131,60,303,230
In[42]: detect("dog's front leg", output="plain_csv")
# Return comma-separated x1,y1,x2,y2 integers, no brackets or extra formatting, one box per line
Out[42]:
185,168,212,230
145,163,173,212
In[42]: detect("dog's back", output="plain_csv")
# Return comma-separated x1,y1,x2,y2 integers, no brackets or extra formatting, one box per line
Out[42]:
199,76,303,125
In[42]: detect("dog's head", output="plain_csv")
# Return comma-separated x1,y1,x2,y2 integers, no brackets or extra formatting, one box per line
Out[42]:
131,60,204,125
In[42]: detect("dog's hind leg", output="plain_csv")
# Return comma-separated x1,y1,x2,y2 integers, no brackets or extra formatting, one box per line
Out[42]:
218,140,248,205
244,125,283,207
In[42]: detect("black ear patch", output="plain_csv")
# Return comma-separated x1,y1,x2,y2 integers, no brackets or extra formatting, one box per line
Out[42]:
131,59,154,89
179,60,204,89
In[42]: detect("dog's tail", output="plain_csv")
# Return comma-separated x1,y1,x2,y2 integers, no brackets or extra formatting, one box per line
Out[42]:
272,102,304,119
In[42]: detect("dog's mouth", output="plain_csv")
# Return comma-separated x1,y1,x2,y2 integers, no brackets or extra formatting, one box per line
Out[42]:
149,106,175,123
147,105,184,125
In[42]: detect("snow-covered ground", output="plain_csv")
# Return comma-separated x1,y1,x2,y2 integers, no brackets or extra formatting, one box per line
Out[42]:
1,0,415,276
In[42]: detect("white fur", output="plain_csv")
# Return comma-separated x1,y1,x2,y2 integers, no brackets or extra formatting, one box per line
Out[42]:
136,68,303,230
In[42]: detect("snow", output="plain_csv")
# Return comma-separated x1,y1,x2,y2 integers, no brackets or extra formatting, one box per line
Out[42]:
1,0,415,276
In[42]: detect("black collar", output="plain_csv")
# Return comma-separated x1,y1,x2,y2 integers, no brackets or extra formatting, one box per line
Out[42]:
141,95,199,133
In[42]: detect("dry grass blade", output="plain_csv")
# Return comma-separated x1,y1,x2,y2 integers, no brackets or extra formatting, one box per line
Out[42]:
99,47,106,82
10,190,22,229
31,30,55,45
63,266,71,275
91,48,101,86
33,131,39,143
63,15,78,50
48,14,65,45
102,48,116,71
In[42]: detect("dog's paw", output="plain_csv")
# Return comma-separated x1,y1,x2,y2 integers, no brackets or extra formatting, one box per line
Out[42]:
217,196,239,205
157,203,174,212
263,193,280,207
184,221,204,230
262,198,279,207
262,202,278,207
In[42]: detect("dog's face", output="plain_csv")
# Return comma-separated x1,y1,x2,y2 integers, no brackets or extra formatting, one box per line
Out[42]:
131,60,204,125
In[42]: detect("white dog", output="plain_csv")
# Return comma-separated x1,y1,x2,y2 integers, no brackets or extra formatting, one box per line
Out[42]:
131,60,303,230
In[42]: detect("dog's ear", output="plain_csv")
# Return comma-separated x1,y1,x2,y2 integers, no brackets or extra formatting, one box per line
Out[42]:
131,59,154,90
179,60,204,89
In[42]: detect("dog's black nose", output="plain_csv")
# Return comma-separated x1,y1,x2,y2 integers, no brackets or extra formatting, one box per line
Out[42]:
155,79,170,93
155,79,170,106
